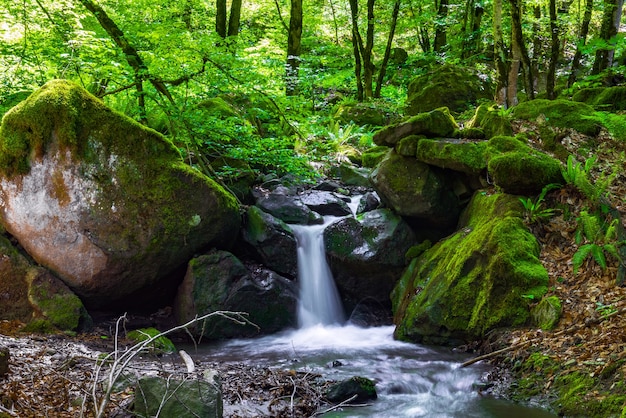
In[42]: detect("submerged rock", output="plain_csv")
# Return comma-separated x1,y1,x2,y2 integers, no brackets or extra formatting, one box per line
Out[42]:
325,376,377,403
392,191,548,345
0,80,240,308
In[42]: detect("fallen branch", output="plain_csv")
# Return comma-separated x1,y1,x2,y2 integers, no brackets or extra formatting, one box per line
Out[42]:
461,306,626,368
312,394,359,416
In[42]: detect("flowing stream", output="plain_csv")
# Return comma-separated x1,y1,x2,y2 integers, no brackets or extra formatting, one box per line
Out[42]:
193,196,556,417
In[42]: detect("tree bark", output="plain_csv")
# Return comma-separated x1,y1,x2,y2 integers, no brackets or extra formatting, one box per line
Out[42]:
227,0,242,38
375,0,401,98
286,0,303,96
546,0,559,99
349,0,364,100
363,0,375,99
567,0,593,87
493,0,508,105
592,0,624,74
433,0,449,52
216,0,227,38
508,0,534,99
508,24,521,107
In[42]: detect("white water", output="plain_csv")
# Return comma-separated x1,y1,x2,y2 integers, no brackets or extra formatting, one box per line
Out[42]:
290,218,345,328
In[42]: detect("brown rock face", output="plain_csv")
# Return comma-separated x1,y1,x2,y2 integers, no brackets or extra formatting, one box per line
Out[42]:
0,80,241,308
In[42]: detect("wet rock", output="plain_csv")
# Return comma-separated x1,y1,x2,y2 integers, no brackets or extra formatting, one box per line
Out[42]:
255,189,322,225
300,190,352,217
356,192,380,215
134,373,222,418
0,347,9,378
174,250,297,339
242,206,298,277
333,163,372,187
0,80,240,308
325,376,377,403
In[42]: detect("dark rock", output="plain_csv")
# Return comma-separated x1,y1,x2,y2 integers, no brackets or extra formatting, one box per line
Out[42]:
325,376,377,403
356,192,380,215
256,190,323,225
242,206,298,277
300,190,352,217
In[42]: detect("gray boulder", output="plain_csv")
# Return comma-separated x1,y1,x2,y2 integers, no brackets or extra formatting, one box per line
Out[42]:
255,189,323,225
0,80,240,308
300,190,352,216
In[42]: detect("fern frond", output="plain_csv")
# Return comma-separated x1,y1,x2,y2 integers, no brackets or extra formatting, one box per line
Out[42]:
573,243,594,273
591,244,607,270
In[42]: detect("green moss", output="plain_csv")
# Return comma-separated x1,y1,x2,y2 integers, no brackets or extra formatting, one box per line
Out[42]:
126,327,177,353
511,99,601,137
572,86,626,111
415,138,487,175
361,146,390,168
405,240,432,262
392,192,548,345
531,295,562,330
21,318,56,333
554,372,626,417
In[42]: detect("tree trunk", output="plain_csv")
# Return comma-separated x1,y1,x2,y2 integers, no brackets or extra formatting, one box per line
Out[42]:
286,0,303,96
433,0,449,52
227,0,242,38
375,0,401,98
349,0,364,100
546,0,559,99
493,0,508,105
508,24,521,107
216,0,227,38
567,0,593,86
363,0,375,99
532,6,541,92
592,0,624,74
508,0,534,99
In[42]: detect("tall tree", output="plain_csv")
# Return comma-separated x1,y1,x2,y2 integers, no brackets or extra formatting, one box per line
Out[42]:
546,0,559,99
493,0,508,105
216,0,227,37
592,0,624,74
508,0,534,100
433,0,449,52
567,0,594,87
349,0,376,100
216,0,242,40
286,0,303,96
375,0,401,98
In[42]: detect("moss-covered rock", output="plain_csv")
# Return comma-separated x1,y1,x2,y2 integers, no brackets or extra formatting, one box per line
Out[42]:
0,80,241,308
373,108,458,147
530,295,562,330
370,150,460,226
395,135,422,157
173,250,297,338
571,86,626,111
325,376,377,403
333,102,394,126
466,104,513,139
510,99,601,137
391,191,548,345
126,327,176,354
415,138,488,175
486,136,564,194
361,146,390,168
0,235,32,323
405,65,492,115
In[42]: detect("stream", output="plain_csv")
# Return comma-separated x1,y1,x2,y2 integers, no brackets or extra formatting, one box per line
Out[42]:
191,195,557,417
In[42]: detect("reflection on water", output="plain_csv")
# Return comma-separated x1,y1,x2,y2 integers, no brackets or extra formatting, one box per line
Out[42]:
189,325,556,417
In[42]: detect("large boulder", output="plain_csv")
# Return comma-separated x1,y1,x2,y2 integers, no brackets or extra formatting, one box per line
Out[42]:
405,65,492,115
510,99,601,137
415,138,488,175
391,192,548,346
255,188,322,225
373,108,458,147
324,209,417,311
174,250,297,338
242,206,298,277
370,151,461,226
572,86,626,112
0,80,240,308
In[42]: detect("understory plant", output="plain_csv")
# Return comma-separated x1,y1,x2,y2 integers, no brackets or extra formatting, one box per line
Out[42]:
520,183,561,224
572,210,622,273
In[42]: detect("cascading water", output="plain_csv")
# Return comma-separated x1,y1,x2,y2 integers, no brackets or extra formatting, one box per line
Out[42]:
290,218,345,328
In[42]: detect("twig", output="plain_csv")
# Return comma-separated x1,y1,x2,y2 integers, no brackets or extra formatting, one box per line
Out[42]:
461,306,626,368
312,394,359,416
0,404,17,416
289,376,297,414
179,350,195,373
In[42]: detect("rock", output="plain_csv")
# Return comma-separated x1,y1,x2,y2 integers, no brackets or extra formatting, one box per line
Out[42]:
373,108,458,147
242,206,298,277
255,189,323,225
415,138,488,175
0,234,32,323
324,209,416,311
466,104,513,139
510,99,601,137
486,136,564,194
389,47,408,65
333,163,371,187
531,296,562,330
174,250,297,338
370,151,460,226
314,180,342,191
325,376,377,403
0,80,240,308
126,327,176,354
300,190,352,216
361,146,390,168
134,374,222,418
572,86,626,111
356,192,380,214
395,134,422,156
333,102,394,126
0,347,9,378
405,65,492,115
392,192,549,345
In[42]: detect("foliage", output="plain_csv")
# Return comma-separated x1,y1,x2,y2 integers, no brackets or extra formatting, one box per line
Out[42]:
572,210,622,273
520,183,561,225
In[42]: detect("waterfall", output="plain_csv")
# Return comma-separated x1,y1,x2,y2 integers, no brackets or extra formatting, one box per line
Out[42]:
290,218,345,328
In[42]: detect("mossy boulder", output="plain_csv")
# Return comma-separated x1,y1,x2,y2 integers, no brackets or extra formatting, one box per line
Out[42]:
571,86,626,111
0,235,32,323
361,146,390,168
466,104,513,139
395,134,422,157
531,295,562,330
405,65,492,115
392,191,548,345
325,376,377,403
333,163,371,187
242,206,298,277
173,250,297,339
373,108,458,147
415,138,488,175
486,136,564,194
324,209,417,312
370,151,461,226
333,102,393,126
510,99,601,137
0,80,241,308
126,327,176,354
